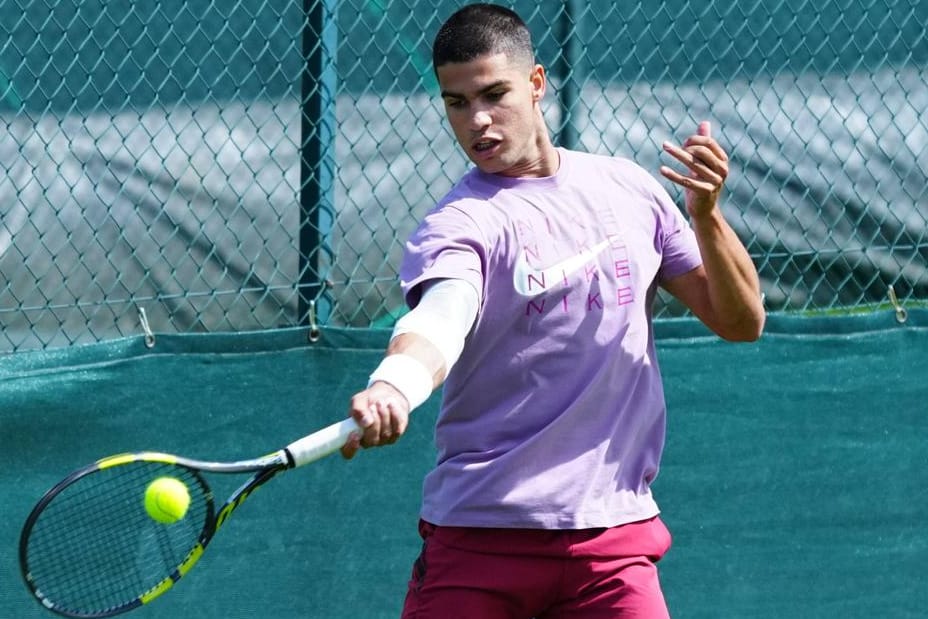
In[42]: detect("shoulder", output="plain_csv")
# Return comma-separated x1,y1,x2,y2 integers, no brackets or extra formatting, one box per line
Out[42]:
422,188,483,234
416,168,515,240
562,147,639,169
407,177,492,252
562,149,672,207
429,168,493,215
563,149,658,185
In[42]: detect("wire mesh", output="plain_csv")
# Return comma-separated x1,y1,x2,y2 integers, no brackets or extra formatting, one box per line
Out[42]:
1,0,926,352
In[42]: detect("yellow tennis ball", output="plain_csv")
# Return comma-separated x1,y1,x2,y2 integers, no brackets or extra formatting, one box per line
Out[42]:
144,477,190,524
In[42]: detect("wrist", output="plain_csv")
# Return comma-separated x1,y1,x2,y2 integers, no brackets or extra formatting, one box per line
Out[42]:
688,206,726,231
367,354,434,411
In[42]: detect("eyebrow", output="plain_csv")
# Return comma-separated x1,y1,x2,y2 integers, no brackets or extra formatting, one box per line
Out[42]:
440,80,509,100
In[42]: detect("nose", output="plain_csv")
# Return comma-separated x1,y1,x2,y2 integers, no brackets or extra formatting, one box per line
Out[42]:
470,109,491,131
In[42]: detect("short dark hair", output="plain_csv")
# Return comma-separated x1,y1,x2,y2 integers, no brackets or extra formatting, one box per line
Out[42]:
432,3,534,70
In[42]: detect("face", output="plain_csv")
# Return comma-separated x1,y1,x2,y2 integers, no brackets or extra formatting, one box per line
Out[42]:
437,52,552,177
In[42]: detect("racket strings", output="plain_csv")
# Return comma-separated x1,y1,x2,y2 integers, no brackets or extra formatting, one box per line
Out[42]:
23,461,211,615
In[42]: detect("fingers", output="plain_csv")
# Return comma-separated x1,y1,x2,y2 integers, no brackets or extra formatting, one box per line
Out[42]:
361,397,406,446
659,144,725,187
659,122,729,192
658,165,716,194
662,137,727,172
339,383,410,460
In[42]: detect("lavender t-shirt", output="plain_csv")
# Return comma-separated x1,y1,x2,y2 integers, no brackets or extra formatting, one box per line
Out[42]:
401,148,703,529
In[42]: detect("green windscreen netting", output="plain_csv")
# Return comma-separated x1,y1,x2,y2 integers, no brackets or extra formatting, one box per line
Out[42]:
2,311,926,619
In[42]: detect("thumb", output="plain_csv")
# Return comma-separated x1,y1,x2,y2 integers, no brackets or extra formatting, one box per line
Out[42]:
340,432,361,459
698,120,711,137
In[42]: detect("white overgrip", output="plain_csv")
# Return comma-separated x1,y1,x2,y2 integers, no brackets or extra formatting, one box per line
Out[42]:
285,417,361,468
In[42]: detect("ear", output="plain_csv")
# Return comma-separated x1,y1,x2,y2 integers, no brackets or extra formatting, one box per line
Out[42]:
530,64,546,102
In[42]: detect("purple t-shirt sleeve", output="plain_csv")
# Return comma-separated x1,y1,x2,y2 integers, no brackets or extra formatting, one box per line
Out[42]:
400,203,486,308
646,175,702,282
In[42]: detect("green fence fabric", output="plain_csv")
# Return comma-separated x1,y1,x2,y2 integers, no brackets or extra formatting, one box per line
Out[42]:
656,312,927,618
2,311,926,618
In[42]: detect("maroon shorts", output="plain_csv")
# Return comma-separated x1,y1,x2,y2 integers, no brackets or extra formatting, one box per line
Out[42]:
401,515,673,619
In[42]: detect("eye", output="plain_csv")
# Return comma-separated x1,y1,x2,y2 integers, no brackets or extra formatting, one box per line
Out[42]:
444,98,466,110
485,91,505,102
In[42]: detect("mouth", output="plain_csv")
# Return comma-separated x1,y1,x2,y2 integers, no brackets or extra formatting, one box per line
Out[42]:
471,137,500,155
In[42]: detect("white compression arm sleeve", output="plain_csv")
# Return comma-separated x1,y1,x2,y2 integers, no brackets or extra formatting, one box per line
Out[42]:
392,278,479,374
366,279,479,411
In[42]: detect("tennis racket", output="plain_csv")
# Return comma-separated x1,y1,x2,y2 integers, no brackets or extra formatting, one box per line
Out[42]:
19,417,361,618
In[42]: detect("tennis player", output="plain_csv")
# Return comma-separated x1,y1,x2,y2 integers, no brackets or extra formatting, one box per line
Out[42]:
342,3,765,617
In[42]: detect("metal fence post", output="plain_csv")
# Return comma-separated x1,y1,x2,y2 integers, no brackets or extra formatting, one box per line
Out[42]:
299,0,338,326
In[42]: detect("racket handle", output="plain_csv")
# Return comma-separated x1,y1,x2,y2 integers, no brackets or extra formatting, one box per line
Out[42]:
286,417,361,468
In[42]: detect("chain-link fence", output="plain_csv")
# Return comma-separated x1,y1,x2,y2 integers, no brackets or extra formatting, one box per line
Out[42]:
1,0,926,352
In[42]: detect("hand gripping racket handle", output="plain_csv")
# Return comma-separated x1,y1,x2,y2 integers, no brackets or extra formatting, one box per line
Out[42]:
285,417,361,468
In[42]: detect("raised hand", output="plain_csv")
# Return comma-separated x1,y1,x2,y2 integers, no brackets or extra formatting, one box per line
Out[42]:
659,121,729,219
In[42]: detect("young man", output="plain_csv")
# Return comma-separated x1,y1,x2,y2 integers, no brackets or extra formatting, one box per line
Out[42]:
341,4,765,617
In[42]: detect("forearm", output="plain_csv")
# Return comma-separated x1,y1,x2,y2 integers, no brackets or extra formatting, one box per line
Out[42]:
690,209,765,339
369,278,479,408
384,332,446,389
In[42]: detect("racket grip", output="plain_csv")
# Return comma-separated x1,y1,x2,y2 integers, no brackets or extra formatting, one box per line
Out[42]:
286,417,361,468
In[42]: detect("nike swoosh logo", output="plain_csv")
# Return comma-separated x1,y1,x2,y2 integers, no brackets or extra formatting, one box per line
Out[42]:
513,240,610,296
